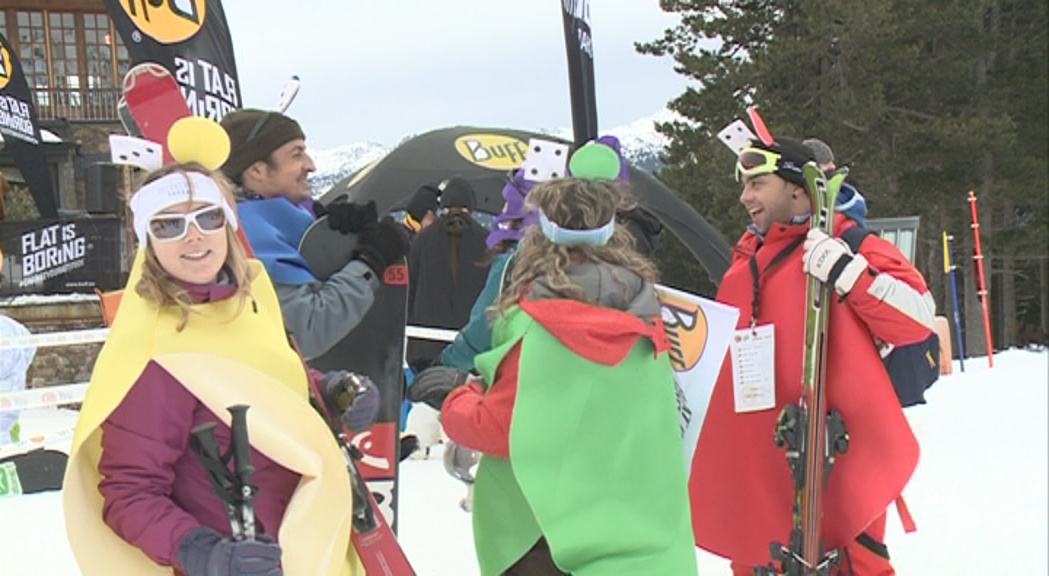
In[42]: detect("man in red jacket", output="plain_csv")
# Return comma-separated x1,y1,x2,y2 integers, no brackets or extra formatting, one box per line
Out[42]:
690,137,936,575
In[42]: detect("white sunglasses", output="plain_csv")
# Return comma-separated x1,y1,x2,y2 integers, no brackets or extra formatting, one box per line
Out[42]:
147,205,227,243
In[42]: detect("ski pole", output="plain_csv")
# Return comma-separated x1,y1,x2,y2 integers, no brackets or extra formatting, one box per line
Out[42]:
967,192,994,368
227,405,256,541
189,422,242,539
189,405,257,541
943,231,966,372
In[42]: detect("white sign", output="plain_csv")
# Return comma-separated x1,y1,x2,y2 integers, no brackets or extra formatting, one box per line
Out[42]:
656,284,739,472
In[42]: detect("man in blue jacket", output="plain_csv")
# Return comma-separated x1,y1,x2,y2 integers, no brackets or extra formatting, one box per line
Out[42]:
220,109,409,360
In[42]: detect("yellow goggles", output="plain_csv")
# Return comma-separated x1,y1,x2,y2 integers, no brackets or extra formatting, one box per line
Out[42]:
734,147,781,181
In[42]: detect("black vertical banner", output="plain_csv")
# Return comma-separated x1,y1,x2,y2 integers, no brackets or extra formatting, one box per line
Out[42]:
561,0,598,147
103,0,241,121
0,33,58,218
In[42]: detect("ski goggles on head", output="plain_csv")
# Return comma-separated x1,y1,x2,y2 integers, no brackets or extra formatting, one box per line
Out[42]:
148,205,228,242
735,147,781,181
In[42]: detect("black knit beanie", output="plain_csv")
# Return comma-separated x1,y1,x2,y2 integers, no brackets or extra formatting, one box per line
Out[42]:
440,177,476,212
747,137,815,187
220,109,306,183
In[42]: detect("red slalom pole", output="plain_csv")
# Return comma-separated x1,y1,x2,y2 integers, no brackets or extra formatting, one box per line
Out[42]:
968,191,995,368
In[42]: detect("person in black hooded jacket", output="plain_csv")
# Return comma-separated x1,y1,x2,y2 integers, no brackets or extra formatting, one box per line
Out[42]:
405,177,491,372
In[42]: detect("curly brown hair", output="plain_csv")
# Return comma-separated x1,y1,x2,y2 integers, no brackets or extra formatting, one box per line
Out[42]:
494,178,657,315
131,162,252,331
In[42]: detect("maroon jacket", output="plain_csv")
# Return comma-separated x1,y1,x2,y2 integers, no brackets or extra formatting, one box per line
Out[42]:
97,282,302,571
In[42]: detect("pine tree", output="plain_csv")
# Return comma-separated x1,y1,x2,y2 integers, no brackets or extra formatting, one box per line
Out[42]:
640,0,1048,346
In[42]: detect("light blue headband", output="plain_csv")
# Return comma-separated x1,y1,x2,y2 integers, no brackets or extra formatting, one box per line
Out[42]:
538,210,616,246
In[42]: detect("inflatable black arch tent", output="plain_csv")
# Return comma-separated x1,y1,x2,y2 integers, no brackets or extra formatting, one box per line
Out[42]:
318,126,732,284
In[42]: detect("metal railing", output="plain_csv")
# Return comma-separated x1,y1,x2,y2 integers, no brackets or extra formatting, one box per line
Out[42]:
32,87,121,122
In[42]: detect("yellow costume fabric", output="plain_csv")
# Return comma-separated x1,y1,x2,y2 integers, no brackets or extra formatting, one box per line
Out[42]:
63,251,358,575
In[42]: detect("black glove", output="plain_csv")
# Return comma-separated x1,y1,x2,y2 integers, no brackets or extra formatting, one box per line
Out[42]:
324,199,378,235
408,366,471,411
322,371,381,432
353,216,410,275
178,527,282,576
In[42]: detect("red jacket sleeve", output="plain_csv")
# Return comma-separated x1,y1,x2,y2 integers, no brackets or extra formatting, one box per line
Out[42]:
97,362,203,569
845,234,937,346
440,344,522,459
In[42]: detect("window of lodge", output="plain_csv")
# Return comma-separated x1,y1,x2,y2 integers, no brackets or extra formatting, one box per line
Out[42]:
15,10,48,104
49,11,81,106
4,8,130,120
84,13,128,88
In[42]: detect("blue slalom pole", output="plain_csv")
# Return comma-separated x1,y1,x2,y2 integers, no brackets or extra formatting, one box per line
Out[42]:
943,231,966,372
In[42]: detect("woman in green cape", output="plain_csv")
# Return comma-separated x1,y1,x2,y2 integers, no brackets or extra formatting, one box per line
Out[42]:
441,177,698,576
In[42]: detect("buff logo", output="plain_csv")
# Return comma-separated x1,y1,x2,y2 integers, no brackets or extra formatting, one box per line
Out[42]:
0,45,10,91
120,0,206,45
454,134,529,170
660,292,710,373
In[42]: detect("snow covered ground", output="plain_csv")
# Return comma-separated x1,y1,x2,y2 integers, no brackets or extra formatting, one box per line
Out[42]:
1,349,1046,575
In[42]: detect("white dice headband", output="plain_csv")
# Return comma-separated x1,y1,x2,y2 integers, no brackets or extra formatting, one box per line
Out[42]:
129,171,238,246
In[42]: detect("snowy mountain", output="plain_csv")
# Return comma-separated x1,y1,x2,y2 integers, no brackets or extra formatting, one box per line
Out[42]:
608,109,678,172
307,141,390,195
308,110,678,196
535,109,676,173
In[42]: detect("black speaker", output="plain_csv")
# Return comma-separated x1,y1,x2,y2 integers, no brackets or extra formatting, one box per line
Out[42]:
86,163,120,214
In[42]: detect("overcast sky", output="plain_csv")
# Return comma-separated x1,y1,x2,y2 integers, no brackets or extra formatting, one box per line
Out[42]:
223,1,690,149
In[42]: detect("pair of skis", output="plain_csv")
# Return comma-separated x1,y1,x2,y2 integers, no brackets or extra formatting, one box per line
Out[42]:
758,164,851,576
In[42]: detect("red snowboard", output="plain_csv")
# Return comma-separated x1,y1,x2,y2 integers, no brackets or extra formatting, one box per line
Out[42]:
122,63,189,165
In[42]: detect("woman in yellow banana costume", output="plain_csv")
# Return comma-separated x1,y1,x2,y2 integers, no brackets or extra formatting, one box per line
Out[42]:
63,125,361,576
